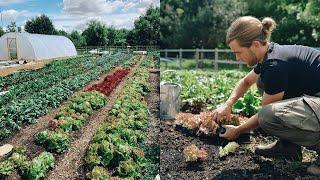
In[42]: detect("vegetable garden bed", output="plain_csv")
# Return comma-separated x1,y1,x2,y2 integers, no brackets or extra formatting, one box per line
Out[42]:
0,52,142,179
160,69,318,179
0,52,161,179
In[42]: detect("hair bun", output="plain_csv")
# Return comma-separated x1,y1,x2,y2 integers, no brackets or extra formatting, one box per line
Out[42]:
262,17,276,34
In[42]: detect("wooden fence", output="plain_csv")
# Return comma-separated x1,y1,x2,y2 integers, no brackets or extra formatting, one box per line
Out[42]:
160,48,246,70
160,47,320,70
77,45,159,55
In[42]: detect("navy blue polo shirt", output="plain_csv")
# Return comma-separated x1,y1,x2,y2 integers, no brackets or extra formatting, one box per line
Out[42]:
254,42,320,99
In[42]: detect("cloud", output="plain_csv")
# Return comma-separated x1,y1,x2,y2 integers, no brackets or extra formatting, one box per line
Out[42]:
62,0,125,15
62,0,159,15
59,0,159,31
51,12,140,32
0,9,30,22
0,0,33,6
1,0,159,32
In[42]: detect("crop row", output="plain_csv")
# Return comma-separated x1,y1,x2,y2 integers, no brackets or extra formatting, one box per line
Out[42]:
0,146,54,180
0,55,92,91
84,60,156,179
0,53,133,140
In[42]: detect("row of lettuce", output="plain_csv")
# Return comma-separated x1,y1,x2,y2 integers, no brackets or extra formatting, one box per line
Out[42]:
161,70,261,116
84,56,158,179
0,53,133,140
35,67,131,154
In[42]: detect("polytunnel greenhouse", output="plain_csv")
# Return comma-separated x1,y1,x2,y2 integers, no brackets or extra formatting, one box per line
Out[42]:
0,32,77,61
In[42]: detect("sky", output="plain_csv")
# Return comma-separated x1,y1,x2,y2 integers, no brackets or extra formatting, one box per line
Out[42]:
0,0,160,32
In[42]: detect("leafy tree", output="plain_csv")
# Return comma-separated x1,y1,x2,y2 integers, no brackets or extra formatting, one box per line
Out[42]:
160,0,247,48
82,20,107,46
114,28,129,46
24,14,56,35
128,6,160,46
70,30,86,47
6,22,17,32
243,0,320,46
0,27,5,36
57,29,70,37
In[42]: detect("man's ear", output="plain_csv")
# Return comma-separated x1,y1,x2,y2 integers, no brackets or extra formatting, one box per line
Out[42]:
251,40,261,48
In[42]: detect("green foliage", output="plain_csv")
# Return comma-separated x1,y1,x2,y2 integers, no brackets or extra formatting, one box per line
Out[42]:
160,0,247,48
117,159,140,178
0,146,54,179
6,22,17,32
161,0,320,48
23,152,54,180
35,130,70,153
0,26,5,37
128,7,160,46
0,53,131,140
0,160,14,176
82,20,108,46
244,0,320,46
84,61,155,179
24,14,56,35
161,70,261,116
89,166,110,180
219,142,240,158
99,140,114,167
70,30,86,47
36,90,107,153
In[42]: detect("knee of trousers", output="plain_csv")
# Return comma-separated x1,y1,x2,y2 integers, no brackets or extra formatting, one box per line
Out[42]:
258,104,278,132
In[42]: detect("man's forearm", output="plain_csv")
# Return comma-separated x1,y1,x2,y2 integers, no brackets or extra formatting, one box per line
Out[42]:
237,113,259,133
226,78,251,107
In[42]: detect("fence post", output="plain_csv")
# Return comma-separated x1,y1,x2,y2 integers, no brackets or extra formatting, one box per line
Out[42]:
177,55,182,69
165,49,168,58
239,63,243,71
179,48,183,68
201,48,204,59
214,48,218,71
196,48,199,69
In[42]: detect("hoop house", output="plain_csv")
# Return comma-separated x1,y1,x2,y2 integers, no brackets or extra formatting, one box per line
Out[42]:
0,32,77,61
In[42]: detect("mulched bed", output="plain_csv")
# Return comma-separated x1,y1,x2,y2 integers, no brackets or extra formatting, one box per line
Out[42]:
160,119,319,179
143,70,160,179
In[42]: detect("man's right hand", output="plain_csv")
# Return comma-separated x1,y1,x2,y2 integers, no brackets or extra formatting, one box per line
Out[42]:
211,103,232,124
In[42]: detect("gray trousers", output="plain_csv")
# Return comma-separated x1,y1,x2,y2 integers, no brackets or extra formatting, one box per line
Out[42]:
256,76,320,150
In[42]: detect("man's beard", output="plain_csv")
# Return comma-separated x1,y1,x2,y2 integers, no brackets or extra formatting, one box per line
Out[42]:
247,49,259,67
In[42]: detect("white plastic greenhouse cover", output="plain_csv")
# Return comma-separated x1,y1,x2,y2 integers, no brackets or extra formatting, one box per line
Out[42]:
0,32,77,61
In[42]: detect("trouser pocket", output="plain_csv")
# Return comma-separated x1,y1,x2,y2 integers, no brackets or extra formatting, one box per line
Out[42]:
276,96,320,132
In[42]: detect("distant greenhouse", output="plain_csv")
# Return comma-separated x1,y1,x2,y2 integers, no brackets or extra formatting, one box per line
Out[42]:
0,32,77,61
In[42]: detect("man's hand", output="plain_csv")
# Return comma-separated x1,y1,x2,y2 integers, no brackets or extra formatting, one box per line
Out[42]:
219,125,240,140
211,103,232,124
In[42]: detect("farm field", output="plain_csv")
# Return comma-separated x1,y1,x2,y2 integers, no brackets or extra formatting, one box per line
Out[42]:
160,69,318,179
0,51,160,179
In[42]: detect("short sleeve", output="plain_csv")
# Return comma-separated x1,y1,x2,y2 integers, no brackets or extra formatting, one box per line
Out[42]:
260,60,288,95
253,63,261,74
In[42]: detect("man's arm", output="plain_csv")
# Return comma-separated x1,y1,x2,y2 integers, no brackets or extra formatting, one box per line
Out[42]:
213,70,258,122
225,70,258,107
220,91,285,140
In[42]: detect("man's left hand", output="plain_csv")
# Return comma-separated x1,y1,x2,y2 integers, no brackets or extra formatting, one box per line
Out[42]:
219,125,241,140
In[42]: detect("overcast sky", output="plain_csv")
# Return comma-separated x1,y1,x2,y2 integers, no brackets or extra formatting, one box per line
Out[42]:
0,0,160,32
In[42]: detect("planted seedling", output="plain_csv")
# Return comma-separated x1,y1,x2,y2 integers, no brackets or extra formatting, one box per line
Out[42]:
219,142,240,158
183,144,208,162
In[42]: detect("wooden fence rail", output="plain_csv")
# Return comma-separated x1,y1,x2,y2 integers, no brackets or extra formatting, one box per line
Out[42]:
160,48,245,70
76,45,159,55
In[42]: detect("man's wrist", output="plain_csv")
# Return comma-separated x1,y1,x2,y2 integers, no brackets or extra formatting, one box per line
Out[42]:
235,125,243,135
225,100,234,108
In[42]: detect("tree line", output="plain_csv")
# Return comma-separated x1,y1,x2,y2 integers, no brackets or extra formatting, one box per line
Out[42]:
0,6,159,47
160,0,320,48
